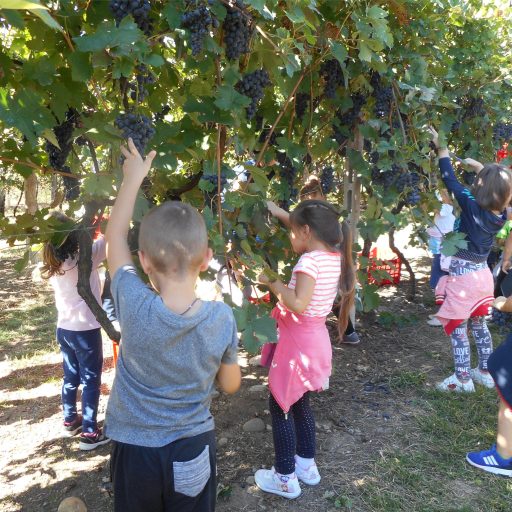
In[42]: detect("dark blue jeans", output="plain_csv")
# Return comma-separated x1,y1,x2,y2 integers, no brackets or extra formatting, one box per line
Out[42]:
430,253,448,290
57,327,103,433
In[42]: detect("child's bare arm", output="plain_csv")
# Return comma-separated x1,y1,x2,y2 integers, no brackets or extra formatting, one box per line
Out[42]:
502,231,512,273
260,272,315,314
106,138,156,278
216,362,241,394
267,201,291,228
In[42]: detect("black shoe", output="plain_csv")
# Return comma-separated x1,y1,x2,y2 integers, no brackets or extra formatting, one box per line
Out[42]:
63,415,82,437
79,429,111,451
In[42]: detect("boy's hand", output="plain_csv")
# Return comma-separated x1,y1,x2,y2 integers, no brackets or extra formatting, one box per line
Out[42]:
120,138,156,184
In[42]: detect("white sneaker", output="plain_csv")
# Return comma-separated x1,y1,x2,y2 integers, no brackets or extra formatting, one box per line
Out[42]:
470,368,495,389
436,373,475,393
254,467,301,499
294,456,321,485
427,317,443,327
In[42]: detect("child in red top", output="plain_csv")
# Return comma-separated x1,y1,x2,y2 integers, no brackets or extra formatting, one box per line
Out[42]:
254,199,355,499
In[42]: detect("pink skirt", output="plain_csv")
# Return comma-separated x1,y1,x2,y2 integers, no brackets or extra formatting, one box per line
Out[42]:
260,305,332,413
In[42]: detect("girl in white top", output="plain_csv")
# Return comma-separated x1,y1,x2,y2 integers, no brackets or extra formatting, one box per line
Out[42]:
41,212,110,451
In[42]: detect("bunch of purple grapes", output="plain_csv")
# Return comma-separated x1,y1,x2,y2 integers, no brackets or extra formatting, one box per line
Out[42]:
371,73,393,119
223,0,252,61
493,122,512,142
235,69,271,119
320,59,344,99
332,94,366,154
295,92,310,121
202,173,227,210
44,109,80,200
109,0,152,35
115,113,155,156
153,104,171,123
320,166,335,194
181,2,219,56
129,64,155,103
276,151,298,196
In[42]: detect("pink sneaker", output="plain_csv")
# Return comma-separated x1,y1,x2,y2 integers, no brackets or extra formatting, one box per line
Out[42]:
254,467,301,499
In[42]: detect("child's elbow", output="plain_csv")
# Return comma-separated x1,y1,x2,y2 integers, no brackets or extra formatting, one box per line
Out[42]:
221,378,241,395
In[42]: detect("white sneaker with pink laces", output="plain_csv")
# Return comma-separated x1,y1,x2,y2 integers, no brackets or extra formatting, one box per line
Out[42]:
254,467,301,499
294,456,321,485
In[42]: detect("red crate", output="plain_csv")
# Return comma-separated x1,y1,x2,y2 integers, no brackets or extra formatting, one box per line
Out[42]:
364,248,402,287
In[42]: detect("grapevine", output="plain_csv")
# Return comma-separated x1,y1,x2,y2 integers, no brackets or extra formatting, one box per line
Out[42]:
223,0,252,61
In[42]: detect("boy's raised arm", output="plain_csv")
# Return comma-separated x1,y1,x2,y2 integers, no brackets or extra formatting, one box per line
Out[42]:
106,138,156,278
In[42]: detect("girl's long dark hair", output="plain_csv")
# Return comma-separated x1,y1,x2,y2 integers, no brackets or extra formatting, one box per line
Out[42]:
41,212,79,279
290,199,355,337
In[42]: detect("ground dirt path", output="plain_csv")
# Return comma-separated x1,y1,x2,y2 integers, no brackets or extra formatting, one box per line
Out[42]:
1,242,510,511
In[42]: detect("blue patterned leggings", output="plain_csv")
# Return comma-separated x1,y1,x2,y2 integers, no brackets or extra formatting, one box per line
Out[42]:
269,392,316,475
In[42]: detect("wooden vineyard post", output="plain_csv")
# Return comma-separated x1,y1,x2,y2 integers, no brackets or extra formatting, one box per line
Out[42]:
343,129,363,244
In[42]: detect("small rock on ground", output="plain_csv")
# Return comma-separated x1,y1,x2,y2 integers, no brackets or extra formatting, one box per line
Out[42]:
243,418,266,433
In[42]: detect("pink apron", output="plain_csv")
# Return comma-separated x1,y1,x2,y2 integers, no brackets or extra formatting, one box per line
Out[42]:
261,305,332,413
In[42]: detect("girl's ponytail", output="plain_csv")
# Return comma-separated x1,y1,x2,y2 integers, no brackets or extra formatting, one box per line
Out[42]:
41,242,65,279
337,220,355,337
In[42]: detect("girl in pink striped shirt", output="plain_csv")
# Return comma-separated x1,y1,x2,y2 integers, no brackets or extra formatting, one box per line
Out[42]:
254,200,355,499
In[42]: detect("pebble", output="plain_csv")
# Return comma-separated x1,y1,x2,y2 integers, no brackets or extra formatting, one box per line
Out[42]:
246,476,255,485
265,424,272,432
243,418,266,432
248,384,267,393
218,437,228,447
248,355,262,366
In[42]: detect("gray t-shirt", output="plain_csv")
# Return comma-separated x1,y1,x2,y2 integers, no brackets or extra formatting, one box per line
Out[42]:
105,265,239,447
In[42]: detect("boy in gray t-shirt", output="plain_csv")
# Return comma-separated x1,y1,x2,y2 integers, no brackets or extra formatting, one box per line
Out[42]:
105,139,241,512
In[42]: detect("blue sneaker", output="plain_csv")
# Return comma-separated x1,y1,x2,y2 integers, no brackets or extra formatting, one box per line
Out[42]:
466,445,512,477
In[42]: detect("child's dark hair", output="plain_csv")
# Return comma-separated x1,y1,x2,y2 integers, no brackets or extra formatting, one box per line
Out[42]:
472,164,512,212
41,212,79,279
289,199,355,336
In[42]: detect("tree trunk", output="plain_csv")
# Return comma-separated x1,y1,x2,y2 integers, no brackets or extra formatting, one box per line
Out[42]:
0,189,5,217
76,201,121,342
24,173,38,215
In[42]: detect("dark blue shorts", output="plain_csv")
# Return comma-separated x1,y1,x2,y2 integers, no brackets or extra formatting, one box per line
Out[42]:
110,430,216,512
488,333,512,409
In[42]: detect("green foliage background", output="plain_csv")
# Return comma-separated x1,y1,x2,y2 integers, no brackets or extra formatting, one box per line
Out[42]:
0,0,511,349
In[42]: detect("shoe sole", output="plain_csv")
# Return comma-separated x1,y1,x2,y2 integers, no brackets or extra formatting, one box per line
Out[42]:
296,475,321,485
254,478,301,499
341,339,360,345
79,438,111,451
63,426,82,437
466,455,512,477
435,384,475,393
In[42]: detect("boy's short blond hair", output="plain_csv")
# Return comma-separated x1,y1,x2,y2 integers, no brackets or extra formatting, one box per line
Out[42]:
138,201,208,276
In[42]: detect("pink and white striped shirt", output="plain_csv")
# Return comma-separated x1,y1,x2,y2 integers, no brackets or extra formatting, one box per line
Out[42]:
287,250,341,317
